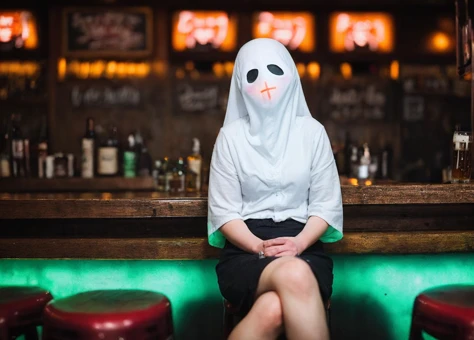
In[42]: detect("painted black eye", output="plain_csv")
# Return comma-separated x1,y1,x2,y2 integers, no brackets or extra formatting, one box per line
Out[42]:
267,64,284,76
247,69,258,83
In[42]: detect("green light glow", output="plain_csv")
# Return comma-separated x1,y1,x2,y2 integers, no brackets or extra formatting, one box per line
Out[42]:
1,254,473,340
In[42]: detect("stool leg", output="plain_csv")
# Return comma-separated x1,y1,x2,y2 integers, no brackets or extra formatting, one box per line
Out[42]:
223,309,233,339
23,326,39,340
0,324,8,340
409,317,423,340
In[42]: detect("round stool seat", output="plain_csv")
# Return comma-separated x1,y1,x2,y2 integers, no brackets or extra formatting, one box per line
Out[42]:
0,286,53,339
43,290,173,340
410,284,474,340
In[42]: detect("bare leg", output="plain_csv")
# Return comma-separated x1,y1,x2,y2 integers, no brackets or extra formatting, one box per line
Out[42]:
256,256,329,340
228,291,283,340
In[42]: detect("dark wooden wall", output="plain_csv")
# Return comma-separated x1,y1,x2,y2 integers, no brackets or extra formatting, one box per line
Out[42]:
2,1,469,182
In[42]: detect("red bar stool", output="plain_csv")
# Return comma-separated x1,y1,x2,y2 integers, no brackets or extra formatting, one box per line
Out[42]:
223,298,331,339
0,286,53,340
43,290,173,340
409,284,474,340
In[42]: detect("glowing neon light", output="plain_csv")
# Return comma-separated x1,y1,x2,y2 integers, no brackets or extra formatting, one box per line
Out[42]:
254,12,315,52
0,11,37,49
330,12,393,53
173,11,236,51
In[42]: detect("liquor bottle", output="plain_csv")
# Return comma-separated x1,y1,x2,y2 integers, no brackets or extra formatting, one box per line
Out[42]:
134,130,144,156
358,143,371,181
186,138,202,192
37,115,48,179
343,131,353,177
177,157,186,192
152,159,165,192
97,126,119,177
67,154,75,177
162,157,171,192
350,146,359,178
169,158,186,193
381,143,393,179
54,153,68,178
123,133,137,178
0,119,11,178
81,117,95,178
10,123,26,177
24,139,31,177
137,140,152,177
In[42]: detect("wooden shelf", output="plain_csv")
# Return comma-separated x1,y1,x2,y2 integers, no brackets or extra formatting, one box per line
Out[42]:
0,177,155,193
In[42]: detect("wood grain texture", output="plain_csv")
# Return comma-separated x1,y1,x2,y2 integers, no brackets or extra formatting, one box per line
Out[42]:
0,184,473,219
0,204,472,239
0,231,472,259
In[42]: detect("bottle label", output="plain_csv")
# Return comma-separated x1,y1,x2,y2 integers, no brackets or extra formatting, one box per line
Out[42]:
12,140,24,159
82,139,94,178
46,156,54,178
0,158,10,177
188,159,202,190
123,151,136,178
54,156,67,178
98,147,118,175
358,164,369,179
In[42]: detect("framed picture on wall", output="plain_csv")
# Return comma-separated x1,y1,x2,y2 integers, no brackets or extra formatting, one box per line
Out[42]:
62,7,153,58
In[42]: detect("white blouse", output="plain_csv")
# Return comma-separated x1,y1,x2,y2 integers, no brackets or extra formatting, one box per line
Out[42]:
207,115,343,248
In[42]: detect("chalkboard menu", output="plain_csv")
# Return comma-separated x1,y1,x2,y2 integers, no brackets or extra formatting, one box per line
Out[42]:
319,78,393,122
63,7,152,57
173,80,228,114
70,83,143,109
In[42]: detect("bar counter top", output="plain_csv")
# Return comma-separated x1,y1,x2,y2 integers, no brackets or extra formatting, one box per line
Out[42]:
1,183,473,219
0,183,473,259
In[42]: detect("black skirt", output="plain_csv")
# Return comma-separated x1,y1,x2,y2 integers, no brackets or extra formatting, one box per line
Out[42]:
216,218,334,316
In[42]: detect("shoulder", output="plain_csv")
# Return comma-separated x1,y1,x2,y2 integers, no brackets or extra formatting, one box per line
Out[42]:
296,115,326,139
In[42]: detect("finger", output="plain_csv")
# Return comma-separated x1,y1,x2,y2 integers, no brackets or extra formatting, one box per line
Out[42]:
263,238,287,247
264,246,283,257
275,251,296,257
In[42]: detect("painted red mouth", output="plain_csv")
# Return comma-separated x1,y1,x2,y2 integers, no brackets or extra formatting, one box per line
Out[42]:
260,82,277,99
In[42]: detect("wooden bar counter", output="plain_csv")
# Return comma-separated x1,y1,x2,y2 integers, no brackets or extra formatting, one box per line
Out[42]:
0,184,473,259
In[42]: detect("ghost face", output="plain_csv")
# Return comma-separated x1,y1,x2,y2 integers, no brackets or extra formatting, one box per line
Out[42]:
240,62,293,110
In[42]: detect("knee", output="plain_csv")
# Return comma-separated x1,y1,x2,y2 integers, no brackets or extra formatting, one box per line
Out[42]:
252,291,283,332
273,258,318,294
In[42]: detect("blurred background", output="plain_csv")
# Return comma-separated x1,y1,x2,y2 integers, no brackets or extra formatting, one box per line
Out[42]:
0,0,471,190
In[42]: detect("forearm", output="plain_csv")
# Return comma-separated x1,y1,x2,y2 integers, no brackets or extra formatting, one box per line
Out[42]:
219,219,263,254
295,216,329,253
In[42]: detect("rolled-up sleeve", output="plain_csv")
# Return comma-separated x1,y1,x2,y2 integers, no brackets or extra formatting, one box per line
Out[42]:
207,130,243,248
308,128,343,243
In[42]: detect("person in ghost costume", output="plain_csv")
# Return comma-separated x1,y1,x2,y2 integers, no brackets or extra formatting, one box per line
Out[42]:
208,38,343,340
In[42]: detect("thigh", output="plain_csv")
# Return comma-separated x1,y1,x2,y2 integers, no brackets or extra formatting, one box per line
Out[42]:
255,256,311,296
255,254,333,304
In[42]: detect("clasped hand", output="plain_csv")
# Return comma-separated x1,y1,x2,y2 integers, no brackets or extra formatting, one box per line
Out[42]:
262,237,302,257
